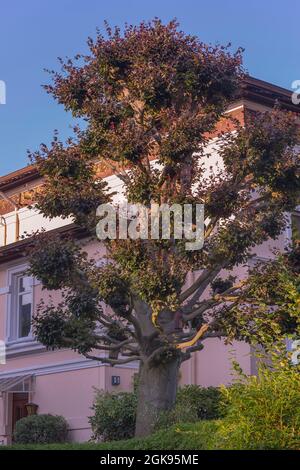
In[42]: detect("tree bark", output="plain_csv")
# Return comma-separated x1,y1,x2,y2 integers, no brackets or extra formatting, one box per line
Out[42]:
135,356,180,437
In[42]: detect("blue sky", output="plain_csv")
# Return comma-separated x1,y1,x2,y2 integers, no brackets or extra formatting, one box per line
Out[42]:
0,0,299,176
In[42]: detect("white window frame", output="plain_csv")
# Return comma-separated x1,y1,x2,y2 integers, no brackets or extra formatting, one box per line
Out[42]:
284,208,300,248
6,264,34,344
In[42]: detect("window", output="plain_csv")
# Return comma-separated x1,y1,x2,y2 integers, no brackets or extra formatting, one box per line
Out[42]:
9,271,33,341
16,274,32,338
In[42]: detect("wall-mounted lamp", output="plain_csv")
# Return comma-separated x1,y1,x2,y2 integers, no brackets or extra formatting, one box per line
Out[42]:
25,402,39,416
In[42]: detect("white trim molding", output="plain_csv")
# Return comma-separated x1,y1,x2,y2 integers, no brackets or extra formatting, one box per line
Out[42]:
0,287,10,296
5,263,34,343
0,357,139,379
5,338,45,358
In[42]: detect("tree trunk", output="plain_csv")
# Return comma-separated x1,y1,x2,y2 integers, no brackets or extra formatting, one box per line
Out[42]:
135,357,180,437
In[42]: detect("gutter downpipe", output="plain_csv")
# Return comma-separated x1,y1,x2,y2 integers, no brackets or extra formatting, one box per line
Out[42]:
0,216,7,246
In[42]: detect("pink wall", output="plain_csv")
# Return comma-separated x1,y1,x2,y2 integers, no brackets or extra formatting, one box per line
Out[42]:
180,340,251,387
0,237,261,443
33,365,136,442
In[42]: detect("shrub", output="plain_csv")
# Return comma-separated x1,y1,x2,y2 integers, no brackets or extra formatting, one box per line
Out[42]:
90,390,137,441
156,385,222,430
216,362,300,450
90,384,222,440
156,400,199,430
177,385,222,420
14,414,68,444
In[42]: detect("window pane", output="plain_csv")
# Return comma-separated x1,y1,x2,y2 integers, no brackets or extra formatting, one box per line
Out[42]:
19,294,31,338
19,275,31,293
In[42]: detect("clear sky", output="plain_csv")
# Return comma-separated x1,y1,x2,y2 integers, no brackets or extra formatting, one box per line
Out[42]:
0,0,299,176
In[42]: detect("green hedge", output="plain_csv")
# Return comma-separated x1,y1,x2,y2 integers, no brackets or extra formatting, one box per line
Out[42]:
3,421,218,450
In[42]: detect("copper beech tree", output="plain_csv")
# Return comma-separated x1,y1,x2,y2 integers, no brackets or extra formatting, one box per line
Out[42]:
27,20,300,436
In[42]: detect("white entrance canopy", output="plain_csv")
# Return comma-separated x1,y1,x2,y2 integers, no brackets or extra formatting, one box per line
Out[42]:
0,374,34,393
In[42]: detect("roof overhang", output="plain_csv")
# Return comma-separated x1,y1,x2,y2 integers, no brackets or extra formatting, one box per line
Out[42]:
0,374,34,394
240,76,300,113
0,223,88,265
0,164,38,192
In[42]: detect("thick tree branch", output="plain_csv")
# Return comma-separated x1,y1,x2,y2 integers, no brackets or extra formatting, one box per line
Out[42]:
84,353,141,366
182,299,219,321
180,266,222,303
94,337,136,351
176,323,209,350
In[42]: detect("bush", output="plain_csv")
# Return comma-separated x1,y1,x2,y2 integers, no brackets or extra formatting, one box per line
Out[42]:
216,362,300,450
156,401,199,430
90,384,222,440
90,390,137,441
14,414,68,444
177,385,222,420
156,385,222,430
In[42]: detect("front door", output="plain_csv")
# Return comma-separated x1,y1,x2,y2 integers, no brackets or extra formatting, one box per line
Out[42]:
12,393,28,434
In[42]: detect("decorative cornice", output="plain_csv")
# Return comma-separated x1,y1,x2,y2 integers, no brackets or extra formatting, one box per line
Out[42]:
240,76,299,113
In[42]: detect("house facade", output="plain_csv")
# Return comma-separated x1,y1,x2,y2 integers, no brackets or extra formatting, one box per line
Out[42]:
0,77,299,444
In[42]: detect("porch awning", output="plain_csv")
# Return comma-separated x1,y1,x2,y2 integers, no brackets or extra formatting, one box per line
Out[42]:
0,374,34,393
